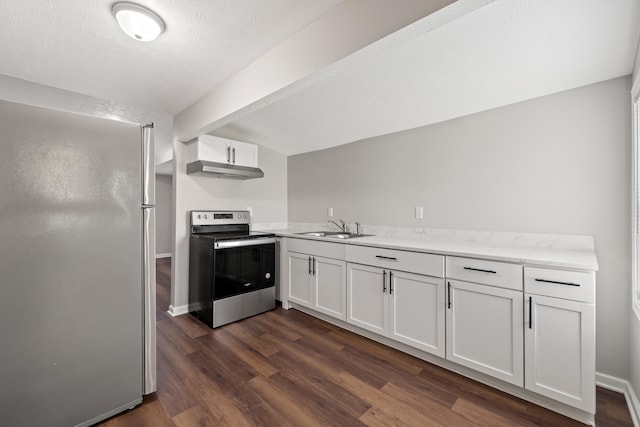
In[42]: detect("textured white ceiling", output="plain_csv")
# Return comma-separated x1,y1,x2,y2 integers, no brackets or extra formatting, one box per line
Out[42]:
0,0,345,116
214,0,640,156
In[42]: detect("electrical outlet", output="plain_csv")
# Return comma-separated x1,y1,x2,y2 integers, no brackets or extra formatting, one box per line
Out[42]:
327,207,334,217
415,206,424,219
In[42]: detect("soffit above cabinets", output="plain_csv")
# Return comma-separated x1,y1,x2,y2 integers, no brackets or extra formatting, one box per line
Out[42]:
212,0,640,156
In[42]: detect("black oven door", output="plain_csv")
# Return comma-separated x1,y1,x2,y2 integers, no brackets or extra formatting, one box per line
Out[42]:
213,240,275,300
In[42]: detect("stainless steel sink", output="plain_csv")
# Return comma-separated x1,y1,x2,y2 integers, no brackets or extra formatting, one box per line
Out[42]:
296,231,373,239
297,231,343,237
326,233,374,239
300,231,328,237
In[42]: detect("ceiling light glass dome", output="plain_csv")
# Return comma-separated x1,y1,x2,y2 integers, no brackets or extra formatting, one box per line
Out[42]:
112,2,165,42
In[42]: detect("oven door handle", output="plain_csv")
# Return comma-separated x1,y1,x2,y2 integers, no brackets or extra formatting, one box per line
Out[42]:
214,237,276,249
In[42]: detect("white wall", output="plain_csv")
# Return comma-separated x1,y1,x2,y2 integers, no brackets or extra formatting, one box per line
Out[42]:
170,143,288,312
288,76,632,379
155,174,173,256
630,37,640,419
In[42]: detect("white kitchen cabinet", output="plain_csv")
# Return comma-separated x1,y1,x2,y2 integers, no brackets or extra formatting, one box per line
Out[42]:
287,239,346,321
524,267,595,412
347,263,387,335
185,135,258,167
288,252,314,307
445,280,523,385
389,270,445,356
228,139,258,167
346,262,445,357
314,257,347,320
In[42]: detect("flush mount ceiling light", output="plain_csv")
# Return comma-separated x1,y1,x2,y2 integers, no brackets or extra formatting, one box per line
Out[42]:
112,2,165,42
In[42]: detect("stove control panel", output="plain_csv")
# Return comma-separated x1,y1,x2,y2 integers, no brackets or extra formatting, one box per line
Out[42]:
191,210,251,226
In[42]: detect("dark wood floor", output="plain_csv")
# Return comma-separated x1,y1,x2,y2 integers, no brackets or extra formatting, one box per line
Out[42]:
100,258,633,426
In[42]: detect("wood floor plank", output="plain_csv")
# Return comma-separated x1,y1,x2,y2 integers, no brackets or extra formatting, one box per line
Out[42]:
96,258,635,427
328,327,424,375
261,330,389,389
212,326,279,377
268,350,372,420
176,373,257,427
171,405,215,427
157,317,201,355
380,381,484,427
383,374,458,409
260,310,345,352
452,397,524,427
223,321,280,357
260,332,345,380
339,342,423,379
186,350,287,426
418,361,528,410
268,371,370,427
359,406,415,427
251,311,304,342
248,375,328,427
336,371,448,427
155,336,201,417
171,310,211,340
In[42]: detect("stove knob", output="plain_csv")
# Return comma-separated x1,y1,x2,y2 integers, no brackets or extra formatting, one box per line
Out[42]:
197,214,201,219
203,214,208,219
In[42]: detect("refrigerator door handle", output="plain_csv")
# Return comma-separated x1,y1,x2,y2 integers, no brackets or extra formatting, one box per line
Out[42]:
142,124,155,206
143,207,157,394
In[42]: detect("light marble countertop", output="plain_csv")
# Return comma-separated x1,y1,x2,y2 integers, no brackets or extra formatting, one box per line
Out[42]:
254,223,599,271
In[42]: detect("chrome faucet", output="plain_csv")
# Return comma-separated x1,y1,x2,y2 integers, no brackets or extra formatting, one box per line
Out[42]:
329,219,348,232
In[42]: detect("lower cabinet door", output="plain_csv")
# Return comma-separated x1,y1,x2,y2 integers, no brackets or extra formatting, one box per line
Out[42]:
389,271,445,357
525,294,595,412
314,256,347,321
288,252,313,308
347,263,387,335
446,280,524,386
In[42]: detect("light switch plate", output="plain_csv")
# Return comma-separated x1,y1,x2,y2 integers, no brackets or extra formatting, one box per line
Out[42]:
327,207,334,217
415,206,424,219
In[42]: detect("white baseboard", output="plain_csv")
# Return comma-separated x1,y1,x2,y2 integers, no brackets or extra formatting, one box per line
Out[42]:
168,304,188,316
596,372,640,427
596,372,628,393
628,382,640,427
155,253,172,259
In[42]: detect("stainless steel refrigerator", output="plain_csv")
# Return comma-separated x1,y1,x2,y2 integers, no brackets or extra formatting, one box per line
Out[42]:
0,99,156,426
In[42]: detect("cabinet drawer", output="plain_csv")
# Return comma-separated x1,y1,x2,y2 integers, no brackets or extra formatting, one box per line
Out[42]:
346,245,444,278
446,256,522,291
287,238,345,260
524,267,595,303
